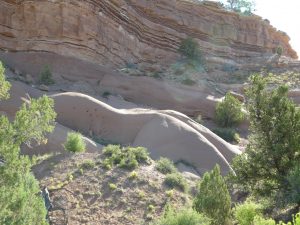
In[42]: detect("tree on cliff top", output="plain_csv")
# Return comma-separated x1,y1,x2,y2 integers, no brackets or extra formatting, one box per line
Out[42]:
0,61,56,225
225,0,256,15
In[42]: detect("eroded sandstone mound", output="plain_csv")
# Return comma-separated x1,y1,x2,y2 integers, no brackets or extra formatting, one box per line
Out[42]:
0,80,240,174
0,0,297,70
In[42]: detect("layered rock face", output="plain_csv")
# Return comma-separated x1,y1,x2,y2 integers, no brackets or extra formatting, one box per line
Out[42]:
0,0,297,70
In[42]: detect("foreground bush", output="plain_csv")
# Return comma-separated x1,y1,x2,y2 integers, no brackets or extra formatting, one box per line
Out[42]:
164,173,188,192
234,201,262,225
193,165,231,225
213,127,240,143
215,92,244,127
153,208,210,225
253,216,276,225
64,132,86,153
103,145,149,170
155,157,178,174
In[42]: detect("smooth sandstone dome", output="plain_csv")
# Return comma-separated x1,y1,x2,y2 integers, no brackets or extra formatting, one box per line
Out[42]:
0,81,240,175
51,92,238,174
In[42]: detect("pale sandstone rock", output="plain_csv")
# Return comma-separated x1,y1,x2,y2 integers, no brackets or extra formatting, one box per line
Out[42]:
0,81,241,175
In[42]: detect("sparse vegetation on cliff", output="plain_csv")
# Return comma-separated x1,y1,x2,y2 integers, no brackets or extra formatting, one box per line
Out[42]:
178,37,202,61
39,65,54,85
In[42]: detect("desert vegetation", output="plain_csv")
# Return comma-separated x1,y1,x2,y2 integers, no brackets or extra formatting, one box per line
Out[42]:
215,92,245,127
39,65,54,85
0,62,56,224
154,74,300,224
64,132,86,153
102,145,150,170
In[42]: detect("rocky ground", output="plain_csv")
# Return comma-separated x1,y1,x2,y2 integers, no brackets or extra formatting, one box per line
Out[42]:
34,152,194,225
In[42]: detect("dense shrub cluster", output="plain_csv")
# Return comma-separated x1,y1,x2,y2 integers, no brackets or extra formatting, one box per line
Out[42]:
102,145,149,170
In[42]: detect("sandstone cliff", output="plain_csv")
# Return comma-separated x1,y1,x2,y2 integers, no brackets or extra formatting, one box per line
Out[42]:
0,0,297,70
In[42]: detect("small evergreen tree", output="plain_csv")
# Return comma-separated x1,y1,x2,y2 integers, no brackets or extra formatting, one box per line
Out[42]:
230,74,300,202
0,61,56,225
193,165,231,225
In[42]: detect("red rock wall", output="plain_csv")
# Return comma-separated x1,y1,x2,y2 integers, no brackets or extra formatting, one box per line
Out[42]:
0,0,297,69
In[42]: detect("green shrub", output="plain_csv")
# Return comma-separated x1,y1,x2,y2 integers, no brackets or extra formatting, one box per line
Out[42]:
234,201,262,225
156,157,177,174
154,208,210,225
253,216,276,225
102,145,149,170
278,213,300,225
178,37,202,60
276,46,283,56
79,159,95,170
215,92,244,127
213,127,240,143
128,171,138,180
0,62,11,100
109,183,117,190
292,213,300,225
39,65,54,85
164,173,188,192
181,78,196,86
193,165,231,225
64,132,86,153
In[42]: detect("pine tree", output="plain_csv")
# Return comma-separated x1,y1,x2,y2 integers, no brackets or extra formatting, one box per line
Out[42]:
193,165,232,225
0,62,56,225
231,74,300,202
